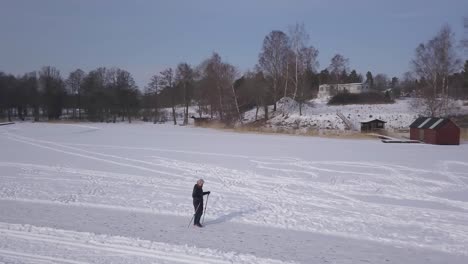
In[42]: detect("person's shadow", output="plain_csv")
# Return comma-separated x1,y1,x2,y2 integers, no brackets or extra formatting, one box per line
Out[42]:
204,208,257,226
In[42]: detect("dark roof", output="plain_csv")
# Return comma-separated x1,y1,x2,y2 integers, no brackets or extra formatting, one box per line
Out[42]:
360,119,387,124
409,117,452,130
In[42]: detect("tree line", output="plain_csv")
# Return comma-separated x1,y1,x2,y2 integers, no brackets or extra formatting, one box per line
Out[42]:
0,66,140,122
1,22,468,123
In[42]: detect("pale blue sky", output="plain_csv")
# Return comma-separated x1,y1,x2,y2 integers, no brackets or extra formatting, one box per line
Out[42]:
0,0,467,88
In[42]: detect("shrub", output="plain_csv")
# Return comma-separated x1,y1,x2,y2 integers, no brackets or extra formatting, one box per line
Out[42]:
328,92,394,105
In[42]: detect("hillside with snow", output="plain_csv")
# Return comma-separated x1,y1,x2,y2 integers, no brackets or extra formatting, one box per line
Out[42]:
243,97,468,132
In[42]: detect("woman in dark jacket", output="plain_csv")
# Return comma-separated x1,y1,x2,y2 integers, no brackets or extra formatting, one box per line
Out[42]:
192,179,210,227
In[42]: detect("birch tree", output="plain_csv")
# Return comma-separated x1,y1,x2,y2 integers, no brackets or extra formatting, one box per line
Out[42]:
411,25,461,116
288,23,310,100
258,30,289,110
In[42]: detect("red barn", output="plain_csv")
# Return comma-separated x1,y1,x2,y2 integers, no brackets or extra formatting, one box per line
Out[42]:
409,117,460,145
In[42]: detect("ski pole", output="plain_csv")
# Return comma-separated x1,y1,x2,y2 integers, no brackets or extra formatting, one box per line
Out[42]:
202,194,209,224
188,202,201,228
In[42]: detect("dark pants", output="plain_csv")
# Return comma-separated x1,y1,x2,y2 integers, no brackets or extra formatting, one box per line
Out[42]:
193,199,203,225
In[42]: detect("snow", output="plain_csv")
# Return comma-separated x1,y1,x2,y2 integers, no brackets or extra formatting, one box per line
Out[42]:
1,122,468,263
0,222,286,264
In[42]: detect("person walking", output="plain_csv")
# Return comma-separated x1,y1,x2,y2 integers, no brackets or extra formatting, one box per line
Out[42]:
192,179,210,227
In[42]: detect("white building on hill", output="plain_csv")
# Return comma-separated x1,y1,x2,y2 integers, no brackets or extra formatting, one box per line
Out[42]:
318,83,370,98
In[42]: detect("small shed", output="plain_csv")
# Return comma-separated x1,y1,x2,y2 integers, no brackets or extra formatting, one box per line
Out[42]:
360,119,386,132
409,117,460,145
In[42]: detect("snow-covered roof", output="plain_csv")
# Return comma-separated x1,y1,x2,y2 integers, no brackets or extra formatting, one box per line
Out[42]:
360,119,387,124
409,117,454,130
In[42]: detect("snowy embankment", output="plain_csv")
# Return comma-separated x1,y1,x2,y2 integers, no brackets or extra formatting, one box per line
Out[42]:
1,123,468,263
0,122,14,126
243,97,468,132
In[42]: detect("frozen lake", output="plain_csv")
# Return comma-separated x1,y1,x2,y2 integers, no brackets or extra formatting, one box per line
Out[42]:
1,122,467,263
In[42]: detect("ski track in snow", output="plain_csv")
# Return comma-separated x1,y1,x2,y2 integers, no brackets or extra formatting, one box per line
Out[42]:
0,223,287,264
1,123,468,262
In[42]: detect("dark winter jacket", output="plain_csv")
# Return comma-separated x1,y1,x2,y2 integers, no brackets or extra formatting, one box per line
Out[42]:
192,184,209,201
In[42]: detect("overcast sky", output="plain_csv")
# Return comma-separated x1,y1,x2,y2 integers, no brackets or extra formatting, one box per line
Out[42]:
1,0,467,88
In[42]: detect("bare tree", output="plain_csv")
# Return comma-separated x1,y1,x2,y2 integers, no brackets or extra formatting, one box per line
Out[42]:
374,73,389,91
192,63,211,118
256,71,270,121
66,69,85,119
159,68,177,125
81,67,108,121
328,54,349,84
205,53,225,120
175,63,195,125
145,74,162,123
411,25,462,116
463,17,468,53
38,66,66,120
241,69,269,121
22,72,39,121
218,59,240,123
105,68,121,122
258,30,289,111
297,46,319,115
400,71,417,96
198,53,239,123
195,59,216,118
114,69,139,123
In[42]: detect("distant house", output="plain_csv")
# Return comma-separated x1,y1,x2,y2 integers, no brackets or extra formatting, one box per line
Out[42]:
360,119,386,132
318,83,370,98
409,117,460,145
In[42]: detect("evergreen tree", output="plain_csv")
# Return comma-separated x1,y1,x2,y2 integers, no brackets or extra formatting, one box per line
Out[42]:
319,69,330,84
366,71,374,89
348,70,361,83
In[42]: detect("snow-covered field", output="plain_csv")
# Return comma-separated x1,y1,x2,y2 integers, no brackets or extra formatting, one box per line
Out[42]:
1,122,468,263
